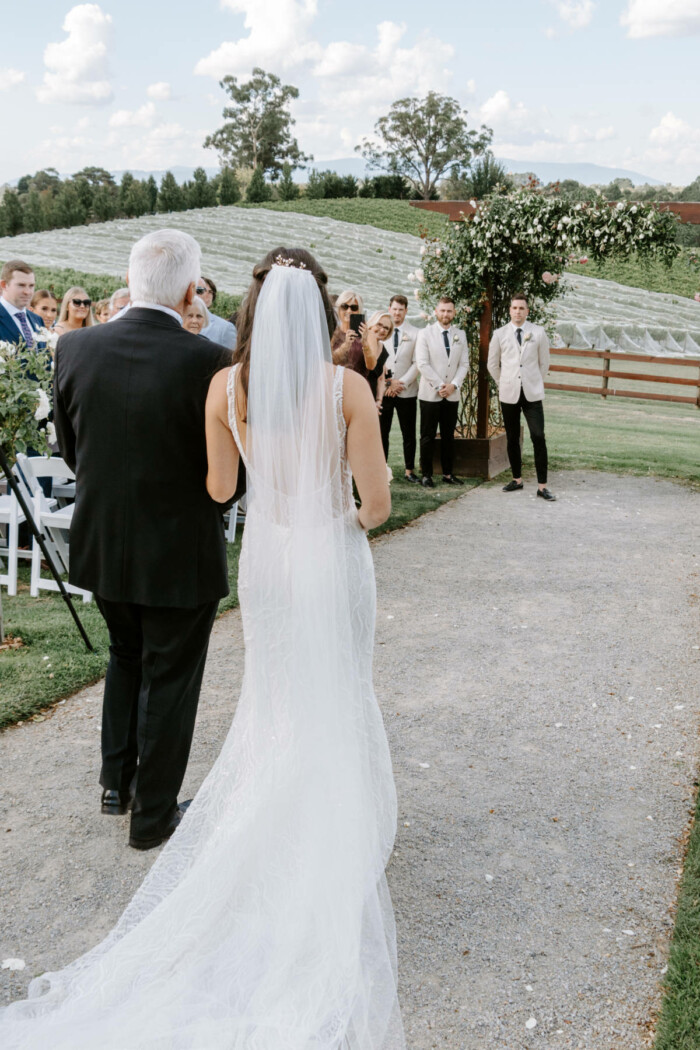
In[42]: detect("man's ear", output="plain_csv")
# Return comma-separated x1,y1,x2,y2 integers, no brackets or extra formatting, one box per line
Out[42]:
184,281,197,306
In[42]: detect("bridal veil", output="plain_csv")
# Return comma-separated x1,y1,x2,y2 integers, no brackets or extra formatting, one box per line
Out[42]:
0,262,405,1049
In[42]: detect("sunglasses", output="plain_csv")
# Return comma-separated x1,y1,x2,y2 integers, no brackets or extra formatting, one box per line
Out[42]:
195,286,208,295
339,303,359,312
71,298,92,308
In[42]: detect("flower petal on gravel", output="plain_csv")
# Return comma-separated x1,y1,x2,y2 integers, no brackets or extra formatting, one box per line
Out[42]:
525,1017,537,1029
2,958,26,970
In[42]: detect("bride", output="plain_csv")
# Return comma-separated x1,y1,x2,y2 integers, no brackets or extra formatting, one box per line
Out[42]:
0,247,405,1050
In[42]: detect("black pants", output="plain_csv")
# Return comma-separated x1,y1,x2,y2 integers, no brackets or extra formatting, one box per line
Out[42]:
501,391,548,484
95,596,219,840
380,395,417,471
419,398,459,477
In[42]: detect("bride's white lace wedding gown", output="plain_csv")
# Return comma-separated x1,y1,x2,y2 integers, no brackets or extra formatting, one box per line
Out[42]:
0,264,405,1050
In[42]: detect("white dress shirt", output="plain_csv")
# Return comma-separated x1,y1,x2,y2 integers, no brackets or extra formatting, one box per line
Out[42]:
127,301,183,325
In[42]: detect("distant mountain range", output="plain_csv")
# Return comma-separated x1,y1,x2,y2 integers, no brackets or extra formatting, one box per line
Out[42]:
7,158,663,189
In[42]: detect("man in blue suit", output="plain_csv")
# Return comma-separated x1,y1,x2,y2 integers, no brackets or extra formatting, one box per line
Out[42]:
0,259,44,347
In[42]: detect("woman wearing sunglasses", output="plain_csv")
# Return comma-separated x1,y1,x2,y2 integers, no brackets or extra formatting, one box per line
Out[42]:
54,287,95,335
330,289,379,386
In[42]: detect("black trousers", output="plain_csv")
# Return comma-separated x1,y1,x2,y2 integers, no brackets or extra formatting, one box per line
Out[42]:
380,395,417,471
500,391,548,484
419,398,459,477
95,596,219,840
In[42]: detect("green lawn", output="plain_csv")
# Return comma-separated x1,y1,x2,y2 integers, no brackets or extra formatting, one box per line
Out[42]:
234,198,449,239
567,250,699,301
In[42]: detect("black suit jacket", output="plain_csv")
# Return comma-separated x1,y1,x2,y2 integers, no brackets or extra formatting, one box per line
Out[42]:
54,308,237,608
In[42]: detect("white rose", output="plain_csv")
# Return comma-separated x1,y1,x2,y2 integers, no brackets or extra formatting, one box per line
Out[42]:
407,272,416,283
34,388,51,421
415,269,424,283
46,421,57,444
413,289,420,300
616,202,624,210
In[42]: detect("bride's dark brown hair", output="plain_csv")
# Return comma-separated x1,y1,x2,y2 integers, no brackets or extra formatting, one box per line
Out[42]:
233,247,337,410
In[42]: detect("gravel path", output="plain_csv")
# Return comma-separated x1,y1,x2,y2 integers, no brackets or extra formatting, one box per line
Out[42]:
1,470,699,1048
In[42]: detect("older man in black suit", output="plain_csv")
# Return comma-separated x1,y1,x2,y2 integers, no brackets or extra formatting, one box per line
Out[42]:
54,229,238,851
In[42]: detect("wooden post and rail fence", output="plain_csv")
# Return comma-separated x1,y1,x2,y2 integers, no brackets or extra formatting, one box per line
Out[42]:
546,346,700,407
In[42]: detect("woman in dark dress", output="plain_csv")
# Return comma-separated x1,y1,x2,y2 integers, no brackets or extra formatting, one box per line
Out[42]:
330,289,378,380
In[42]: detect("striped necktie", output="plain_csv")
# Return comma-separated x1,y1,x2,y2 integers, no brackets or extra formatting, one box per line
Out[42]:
16,310,34,347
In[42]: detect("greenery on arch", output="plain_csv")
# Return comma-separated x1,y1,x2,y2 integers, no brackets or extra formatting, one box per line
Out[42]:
413,192,682,436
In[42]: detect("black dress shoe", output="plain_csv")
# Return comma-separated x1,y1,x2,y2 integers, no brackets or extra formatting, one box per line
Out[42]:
101,789,133,816
128,802,190,851
442,475,463,485
421,476,435,488
404,472,420,484
502,480,524,492
537,487,556,501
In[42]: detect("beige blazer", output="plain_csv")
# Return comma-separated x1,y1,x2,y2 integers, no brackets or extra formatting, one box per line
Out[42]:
416,323,470,403
487,321,550,404
381,322,419,398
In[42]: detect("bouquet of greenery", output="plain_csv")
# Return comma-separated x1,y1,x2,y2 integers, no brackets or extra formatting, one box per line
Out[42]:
0,332,56,462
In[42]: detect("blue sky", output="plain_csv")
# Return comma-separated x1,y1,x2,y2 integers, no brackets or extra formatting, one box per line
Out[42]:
3,0,700,185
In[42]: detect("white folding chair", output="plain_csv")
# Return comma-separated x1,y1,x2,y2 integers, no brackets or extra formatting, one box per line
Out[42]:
225,502,239,542
17,455,92,603
0,491,27,596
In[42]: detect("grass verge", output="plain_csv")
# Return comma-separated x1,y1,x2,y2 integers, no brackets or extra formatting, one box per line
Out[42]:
566,250,700,301
234,199,449,239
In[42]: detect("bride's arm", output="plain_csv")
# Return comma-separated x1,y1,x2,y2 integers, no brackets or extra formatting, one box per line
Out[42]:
343,368,391,530
205,367,240,502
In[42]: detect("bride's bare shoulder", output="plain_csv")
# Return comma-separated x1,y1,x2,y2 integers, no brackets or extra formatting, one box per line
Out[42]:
337,366,374,418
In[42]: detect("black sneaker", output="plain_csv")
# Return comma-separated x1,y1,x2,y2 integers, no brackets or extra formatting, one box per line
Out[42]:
537,487,556,501
405,472,420,484
502,480,524,492
442,475,463,485
421,476,435,488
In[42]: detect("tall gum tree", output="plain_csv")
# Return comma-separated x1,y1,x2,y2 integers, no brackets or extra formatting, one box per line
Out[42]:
204,68,311,181
357,92,492,201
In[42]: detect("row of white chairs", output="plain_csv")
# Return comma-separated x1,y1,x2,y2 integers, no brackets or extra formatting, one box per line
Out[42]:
0,456,243,601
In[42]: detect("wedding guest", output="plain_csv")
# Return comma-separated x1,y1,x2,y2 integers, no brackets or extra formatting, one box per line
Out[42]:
183,296,208,335
108,286,130,320
487,292,555,501
331,289,377,379
197,276,237,349
53,287,94,335
0,259,44,348
380,294,420,483
416,297,470,488
365,311,392,405
30,289,59,328
94,298,111,323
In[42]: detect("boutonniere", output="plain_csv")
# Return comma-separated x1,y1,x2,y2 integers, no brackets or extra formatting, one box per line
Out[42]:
401,334,409,343
523,333,532,343
452,333,461,343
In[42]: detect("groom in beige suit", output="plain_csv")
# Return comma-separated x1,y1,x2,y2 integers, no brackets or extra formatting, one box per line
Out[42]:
416,296,470,487
487,292,555,500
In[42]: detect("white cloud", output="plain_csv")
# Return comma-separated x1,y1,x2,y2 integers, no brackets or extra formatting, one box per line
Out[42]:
36,4,113,105
648,111,697,146
109,102,157,128
621,0,700,38
147,81,173,101
567,123,615,143
195,0,321,77
478,91,547,144
551,1,595,30
0,68,25,91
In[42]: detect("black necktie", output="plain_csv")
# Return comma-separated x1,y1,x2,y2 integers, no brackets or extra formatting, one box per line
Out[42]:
516,328,522,346
393,328,399,350
442,329,450,358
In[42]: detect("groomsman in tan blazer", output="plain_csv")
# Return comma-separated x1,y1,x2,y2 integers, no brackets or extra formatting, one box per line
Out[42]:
415,297,470,487
380,294,420,482
487,292,556,500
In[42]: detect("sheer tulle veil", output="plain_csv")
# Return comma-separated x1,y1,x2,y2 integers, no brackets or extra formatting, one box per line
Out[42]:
0,262,404,1050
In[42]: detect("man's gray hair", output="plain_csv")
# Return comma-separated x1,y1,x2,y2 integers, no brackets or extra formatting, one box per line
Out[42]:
127,229,201,309
109,286,129,308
